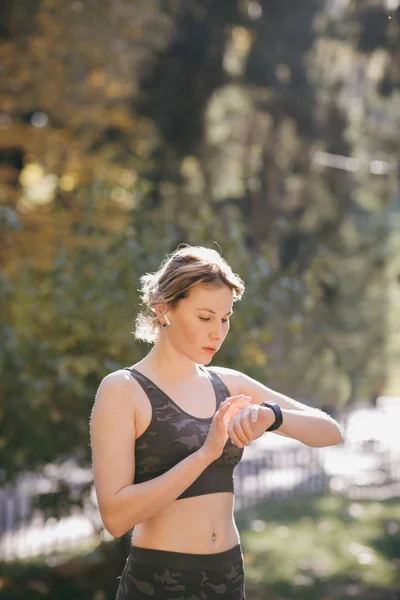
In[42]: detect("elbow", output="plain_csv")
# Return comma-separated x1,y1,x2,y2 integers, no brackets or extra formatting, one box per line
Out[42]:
102,514,122,538
103,518,130,539
98,489,146,537
308,424,344,448
331,423,344,446
106,523,125,539
102,512,133,539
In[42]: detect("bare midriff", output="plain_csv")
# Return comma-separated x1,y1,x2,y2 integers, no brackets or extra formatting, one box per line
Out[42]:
131,492,240,553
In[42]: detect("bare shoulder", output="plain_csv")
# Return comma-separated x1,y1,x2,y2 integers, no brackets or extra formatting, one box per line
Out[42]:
92,368,138,416
209,367,312,411
207,365,243,397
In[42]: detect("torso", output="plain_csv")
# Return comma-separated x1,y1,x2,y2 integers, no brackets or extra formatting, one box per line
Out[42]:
128,362,242,553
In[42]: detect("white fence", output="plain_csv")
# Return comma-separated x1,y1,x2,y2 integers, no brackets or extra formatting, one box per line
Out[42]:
1,406,400,562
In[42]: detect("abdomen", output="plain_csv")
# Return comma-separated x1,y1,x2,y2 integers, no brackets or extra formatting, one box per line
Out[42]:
131,492,240,553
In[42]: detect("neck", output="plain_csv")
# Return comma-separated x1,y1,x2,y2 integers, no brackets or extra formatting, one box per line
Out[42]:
140,340,201,384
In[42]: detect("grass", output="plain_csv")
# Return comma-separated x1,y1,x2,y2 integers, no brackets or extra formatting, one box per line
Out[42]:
1,493,399,599
237,493,400,600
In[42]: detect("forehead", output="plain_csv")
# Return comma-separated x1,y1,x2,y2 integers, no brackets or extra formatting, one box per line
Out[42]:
186,284,233,309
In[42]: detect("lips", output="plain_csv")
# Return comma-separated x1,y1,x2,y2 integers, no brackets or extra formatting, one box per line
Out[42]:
203,347,217,352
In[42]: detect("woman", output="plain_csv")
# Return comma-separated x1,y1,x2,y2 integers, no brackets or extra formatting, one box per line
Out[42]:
90,245,342,599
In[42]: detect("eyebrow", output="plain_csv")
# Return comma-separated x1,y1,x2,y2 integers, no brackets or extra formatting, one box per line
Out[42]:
197,308,233,316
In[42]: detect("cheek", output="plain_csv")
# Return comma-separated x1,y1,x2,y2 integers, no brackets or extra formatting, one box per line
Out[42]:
176,317,202,345
190,320,205,343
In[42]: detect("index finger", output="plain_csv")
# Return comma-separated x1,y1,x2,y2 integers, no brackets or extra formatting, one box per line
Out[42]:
223,395,252,404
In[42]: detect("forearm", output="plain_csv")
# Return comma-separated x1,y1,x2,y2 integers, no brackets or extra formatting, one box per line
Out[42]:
103,449,212,537
274,408,342,447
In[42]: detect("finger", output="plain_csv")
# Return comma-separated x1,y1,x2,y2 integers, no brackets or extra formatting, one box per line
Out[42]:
217,401,248,420
221,406,243,425
225,395,252,404
227,423,244,448
221,404,249,430
238,413,254,444
219,400,250,418
227,406,255,445
217,401,231,416
231,414,252,445
250,405,259,423
236,406,255,439
223,403,250,420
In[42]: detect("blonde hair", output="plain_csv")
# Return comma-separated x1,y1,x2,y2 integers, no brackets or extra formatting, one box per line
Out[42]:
134,245,245,343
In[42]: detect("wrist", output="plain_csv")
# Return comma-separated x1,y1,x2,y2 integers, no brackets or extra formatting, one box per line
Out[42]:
260,406,275,431
261,402,283,432
196,447,216,467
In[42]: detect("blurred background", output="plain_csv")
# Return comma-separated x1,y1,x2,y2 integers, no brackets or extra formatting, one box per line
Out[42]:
1,0,400,598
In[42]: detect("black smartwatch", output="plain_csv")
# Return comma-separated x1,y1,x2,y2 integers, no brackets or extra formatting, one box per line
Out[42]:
261,401,283,432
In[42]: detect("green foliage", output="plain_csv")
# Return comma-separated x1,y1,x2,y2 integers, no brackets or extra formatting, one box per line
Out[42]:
1,237,132,477
238,494,400,599
1,0,399,482
1,495,399,599
0,538,127,600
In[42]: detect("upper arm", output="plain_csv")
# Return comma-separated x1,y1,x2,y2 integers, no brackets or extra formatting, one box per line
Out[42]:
237,371,317,437
238,372,311,411
213,366,314,439
212,366,310,411
90,370,137,523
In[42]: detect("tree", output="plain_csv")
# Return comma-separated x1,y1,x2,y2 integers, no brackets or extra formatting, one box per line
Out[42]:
1,0,399,484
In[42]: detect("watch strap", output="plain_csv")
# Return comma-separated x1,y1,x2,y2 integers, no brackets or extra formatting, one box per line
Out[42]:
261,401,283,432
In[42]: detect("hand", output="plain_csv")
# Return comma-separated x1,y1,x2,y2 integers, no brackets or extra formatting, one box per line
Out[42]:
201,395,253,462
227,404,276,448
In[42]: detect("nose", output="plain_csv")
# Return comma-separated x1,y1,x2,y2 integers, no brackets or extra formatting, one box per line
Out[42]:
211,324,225,343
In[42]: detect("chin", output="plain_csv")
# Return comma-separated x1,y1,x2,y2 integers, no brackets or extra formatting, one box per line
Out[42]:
200,356,213,365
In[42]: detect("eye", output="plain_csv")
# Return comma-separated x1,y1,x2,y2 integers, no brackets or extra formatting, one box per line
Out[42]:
199,317,229,324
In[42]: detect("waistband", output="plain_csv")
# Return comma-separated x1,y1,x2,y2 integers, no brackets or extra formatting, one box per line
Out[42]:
128,543,243,570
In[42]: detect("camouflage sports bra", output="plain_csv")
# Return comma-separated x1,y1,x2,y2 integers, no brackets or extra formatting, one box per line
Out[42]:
124,365,244,499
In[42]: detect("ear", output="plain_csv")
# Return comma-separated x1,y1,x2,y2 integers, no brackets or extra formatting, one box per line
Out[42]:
154,303,168,321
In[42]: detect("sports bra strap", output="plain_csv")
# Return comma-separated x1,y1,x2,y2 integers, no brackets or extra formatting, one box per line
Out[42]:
200,366,230,407
124,365,229,412
123,367,167,409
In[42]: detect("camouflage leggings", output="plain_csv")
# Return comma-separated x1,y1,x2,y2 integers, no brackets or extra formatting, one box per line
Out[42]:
115,543,246,599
